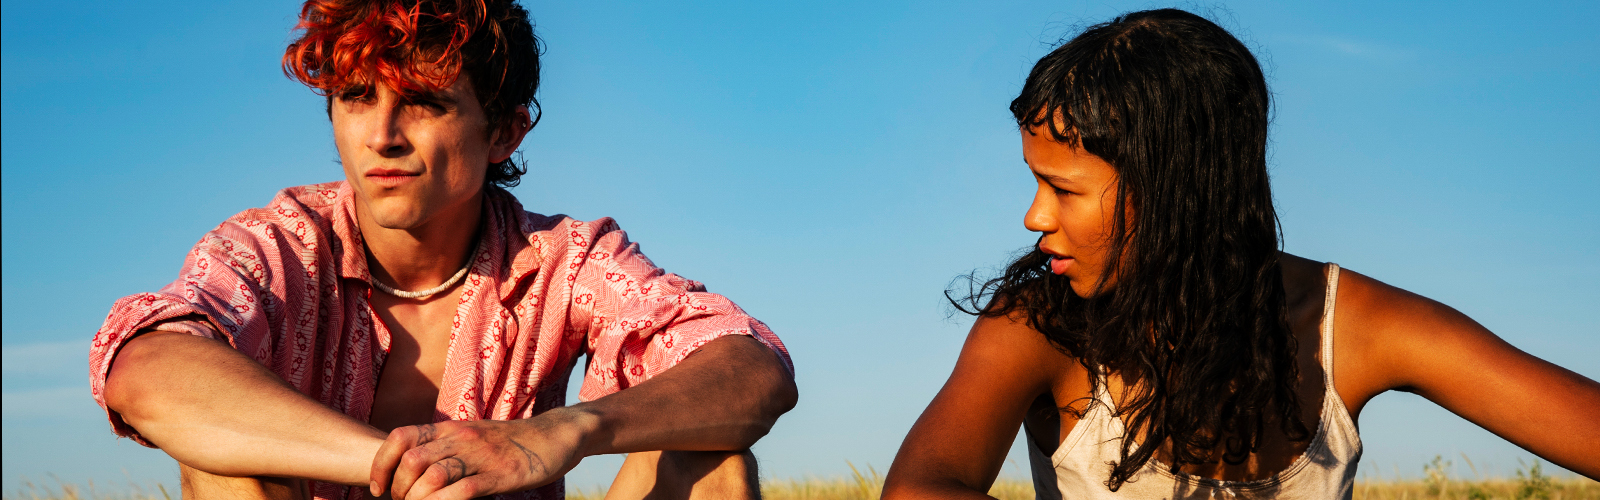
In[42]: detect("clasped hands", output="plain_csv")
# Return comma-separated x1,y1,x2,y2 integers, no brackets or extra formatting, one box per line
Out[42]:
367,407,600,500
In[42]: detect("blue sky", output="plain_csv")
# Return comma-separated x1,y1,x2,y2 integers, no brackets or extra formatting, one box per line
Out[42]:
3,0,1597,491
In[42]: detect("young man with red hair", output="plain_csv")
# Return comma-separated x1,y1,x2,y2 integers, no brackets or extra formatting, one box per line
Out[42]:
87,1,796,499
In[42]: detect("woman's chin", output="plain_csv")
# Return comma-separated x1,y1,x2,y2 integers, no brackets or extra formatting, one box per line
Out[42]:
1068,280,1111,299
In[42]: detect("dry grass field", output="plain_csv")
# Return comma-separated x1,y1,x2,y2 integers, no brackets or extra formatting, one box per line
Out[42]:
9,459,1596,500
717,459,1597,500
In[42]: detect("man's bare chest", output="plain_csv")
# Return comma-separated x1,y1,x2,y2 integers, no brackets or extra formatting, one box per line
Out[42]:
365,286,463,432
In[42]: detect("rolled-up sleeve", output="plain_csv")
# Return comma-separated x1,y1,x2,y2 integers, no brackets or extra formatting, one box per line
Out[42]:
87,206,321,445
571,222,791,402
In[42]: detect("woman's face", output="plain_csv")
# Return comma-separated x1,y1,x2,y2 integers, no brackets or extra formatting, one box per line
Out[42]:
1021,127,1125,298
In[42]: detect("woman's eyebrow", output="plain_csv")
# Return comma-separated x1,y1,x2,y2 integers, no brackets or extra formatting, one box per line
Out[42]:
1033,170,1078,185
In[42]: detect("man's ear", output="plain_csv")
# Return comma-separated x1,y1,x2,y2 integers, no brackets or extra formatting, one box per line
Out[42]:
488,105,533,163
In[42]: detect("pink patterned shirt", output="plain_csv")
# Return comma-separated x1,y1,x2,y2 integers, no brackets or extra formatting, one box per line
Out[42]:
87,182,791,500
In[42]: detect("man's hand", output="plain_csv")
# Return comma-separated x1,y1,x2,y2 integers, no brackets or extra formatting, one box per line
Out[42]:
370,407,599,500
370,335,795,500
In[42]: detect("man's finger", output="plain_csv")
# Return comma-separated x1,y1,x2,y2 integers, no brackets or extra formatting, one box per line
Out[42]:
405,458,469,500
393,444,460,500
370,424,433,496
419,474,489,500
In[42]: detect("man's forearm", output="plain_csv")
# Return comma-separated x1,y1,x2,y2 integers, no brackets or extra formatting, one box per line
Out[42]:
105,331,386,485
571,334,798,456
369,334,796,500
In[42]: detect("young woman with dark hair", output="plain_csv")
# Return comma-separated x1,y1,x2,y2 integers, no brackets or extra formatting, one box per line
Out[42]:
883,9,1599,500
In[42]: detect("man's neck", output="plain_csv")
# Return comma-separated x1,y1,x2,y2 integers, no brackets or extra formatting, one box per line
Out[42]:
357,191,485,292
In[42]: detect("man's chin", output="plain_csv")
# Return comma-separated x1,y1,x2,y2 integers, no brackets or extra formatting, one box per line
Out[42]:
361,199,429,230
371,217,426,230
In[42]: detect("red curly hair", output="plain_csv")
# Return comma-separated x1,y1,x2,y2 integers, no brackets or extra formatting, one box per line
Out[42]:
282,0,541,187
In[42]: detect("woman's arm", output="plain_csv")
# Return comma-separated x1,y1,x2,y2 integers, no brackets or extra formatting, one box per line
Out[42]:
105,330,388,485
883,312,1080,499
1334,269,1600,478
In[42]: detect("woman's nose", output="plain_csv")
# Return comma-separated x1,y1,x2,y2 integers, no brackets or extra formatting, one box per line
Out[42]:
1024,189,1056,233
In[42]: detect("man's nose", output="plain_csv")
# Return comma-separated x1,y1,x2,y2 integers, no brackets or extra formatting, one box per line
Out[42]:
365,105,410,157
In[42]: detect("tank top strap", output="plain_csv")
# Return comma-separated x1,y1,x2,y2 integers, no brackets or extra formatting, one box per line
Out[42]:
1041,263,1363,499
1320,263,1342,391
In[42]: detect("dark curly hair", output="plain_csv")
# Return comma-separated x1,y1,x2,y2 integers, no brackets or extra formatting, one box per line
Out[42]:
952,8,1308,490
282,0,542,187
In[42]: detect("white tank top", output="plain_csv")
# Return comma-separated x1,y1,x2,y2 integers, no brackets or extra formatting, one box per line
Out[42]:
1026,264,1361,499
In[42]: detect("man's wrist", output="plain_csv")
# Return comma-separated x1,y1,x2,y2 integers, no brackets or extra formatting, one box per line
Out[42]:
338,431,387,486
546,405,607,458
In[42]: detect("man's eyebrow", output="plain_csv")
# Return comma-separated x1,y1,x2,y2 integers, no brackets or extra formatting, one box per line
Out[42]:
336,83,372,95
411,90,458,105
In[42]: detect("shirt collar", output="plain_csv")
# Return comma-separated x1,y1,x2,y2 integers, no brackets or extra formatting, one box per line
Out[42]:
332,182,372,282
329,181,547,300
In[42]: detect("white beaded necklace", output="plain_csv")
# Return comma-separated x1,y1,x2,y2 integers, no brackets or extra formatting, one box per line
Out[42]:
369,241,480,299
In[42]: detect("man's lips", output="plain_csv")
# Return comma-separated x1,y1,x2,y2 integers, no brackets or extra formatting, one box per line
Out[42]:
365,168,421,188
366,168,421,177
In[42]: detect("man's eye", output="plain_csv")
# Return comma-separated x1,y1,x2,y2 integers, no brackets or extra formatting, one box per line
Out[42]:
405,98,446,112
337,88,372,103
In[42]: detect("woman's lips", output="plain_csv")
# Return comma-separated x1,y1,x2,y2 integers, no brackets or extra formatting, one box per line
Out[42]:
1049,256,1073,275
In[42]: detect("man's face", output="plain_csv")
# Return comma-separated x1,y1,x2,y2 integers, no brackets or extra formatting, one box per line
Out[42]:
331,75,509,231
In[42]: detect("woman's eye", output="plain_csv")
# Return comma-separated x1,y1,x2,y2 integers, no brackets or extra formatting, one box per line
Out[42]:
1034,173,1072,195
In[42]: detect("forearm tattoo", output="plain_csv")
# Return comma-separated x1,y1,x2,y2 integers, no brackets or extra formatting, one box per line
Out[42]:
509,439,549,476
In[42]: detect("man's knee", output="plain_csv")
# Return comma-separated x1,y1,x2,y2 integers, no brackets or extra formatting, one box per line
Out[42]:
663,449,759,498
179,463,309,500
608,450,760,500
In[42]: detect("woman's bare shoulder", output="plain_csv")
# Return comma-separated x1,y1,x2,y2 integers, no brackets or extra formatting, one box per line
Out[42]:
963,308,1081,388
1322,264,1474,386
1278,254,1453,364
884,307,1086,496
1276,254,1449,412
1301,259,1600,476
